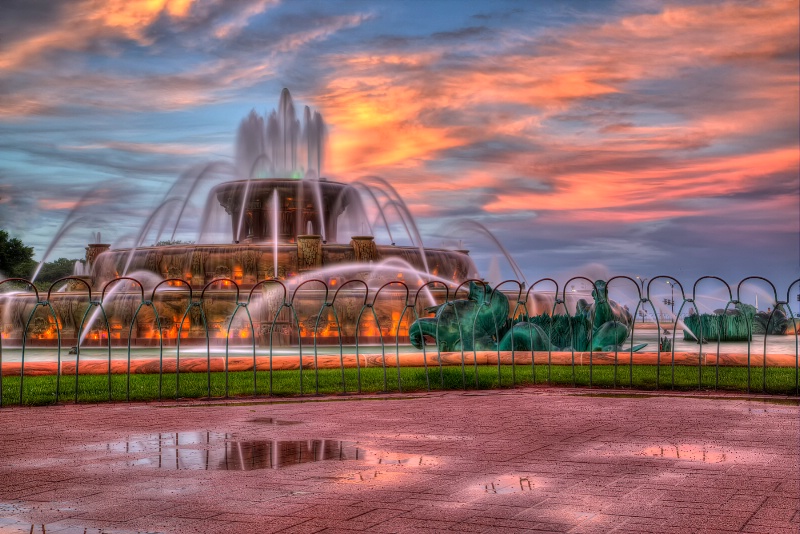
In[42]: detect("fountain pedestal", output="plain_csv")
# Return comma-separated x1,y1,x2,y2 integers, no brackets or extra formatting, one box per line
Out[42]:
350,236,378,263
296,235,322,272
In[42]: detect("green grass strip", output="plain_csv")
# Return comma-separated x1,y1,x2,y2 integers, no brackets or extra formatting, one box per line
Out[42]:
2,364,798,406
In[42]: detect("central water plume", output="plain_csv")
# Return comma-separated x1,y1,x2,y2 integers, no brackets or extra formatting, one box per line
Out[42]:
235,88,326,181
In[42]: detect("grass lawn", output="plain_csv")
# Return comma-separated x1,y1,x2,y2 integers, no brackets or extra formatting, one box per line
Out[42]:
2,363,798,406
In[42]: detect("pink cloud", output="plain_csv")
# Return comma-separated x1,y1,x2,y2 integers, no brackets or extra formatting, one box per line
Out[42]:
315,0,797,230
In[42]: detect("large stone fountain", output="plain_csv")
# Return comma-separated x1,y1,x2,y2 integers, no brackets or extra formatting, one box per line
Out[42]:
2,90,478,347
92,177,475,289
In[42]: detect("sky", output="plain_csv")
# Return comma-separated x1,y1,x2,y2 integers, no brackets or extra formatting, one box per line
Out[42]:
0,0,798,299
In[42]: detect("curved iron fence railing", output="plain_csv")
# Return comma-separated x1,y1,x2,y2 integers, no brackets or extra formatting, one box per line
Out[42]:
0,275,797,406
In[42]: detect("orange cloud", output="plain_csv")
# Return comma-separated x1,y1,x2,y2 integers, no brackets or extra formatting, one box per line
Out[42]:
319,0,796,168
325,78,465,172
38,199,82,211
483,146,798,219
314,0,797,232
0,0,279,72
0,1,191,71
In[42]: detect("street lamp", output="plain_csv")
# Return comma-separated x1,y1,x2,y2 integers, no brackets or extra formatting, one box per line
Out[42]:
664,280,675,314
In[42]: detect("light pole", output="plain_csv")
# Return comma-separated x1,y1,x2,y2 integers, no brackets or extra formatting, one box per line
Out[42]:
664,280,675,314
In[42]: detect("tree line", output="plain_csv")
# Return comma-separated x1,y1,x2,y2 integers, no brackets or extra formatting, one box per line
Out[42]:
0,230,81,286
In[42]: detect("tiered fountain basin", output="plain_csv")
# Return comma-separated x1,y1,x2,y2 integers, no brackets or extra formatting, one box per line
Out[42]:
96,178,477,287
93,241,472,290
0,175,480,348
0,237,489,348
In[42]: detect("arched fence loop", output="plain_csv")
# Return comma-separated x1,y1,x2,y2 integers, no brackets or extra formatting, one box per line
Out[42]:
491,279,526,387
202,278,242,398
0,278,48,408
288,279,328,396
102,277,148,402
452,279,490,390
606,275,645,388
785,279,800,395
73,296,112,403
736,277,779,393
152,278,199,400
527,278,561,385
0,274,798,405
48,276,91,302
645,276,688,390
0,278,41,301
562,277,600,387
692,277,735,391
330,279,370,394
411,281,451,390
372,281,412,393
247,279,288,396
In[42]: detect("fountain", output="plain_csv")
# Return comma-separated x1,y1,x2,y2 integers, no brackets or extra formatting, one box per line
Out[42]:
1,89,482,347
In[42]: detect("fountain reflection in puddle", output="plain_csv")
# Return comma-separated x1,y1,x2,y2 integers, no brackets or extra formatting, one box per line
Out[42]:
247,418,301,425
102,432,434,471
478,475,535,494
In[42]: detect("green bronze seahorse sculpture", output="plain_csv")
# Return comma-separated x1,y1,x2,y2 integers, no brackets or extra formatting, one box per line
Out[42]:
409,281,508,351
410,280,646,353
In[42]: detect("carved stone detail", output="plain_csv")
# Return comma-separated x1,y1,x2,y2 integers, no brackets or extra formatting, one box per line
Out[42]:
350,236,378,263
144,251,161,274
296,235,322,272
85,243,110,268
242,249,260,278
190,251,206,281
214,265,232,279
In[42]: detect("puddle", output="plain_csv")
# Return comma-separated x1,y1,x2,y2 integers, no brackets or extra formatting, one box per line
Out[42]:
0,503,28,514
160,395,430,409
320,470,410,484
639,444,727,463
576,393,658,399
372,433,472,442
0,517,160,534
101,432,435,471
748,407,798,414
575,393,800,405
247,418,301,425
477,475,536,494
745,398,800,406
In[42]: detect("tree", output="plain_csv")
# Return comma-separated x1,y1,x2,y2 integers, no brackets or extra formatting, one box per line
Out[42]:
0,230,36,279
153,239,195,246
35,257,82,284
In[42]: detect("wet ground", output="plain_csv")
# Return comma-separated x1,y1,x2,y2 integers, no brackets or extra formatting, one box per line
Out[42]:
0,388,798,533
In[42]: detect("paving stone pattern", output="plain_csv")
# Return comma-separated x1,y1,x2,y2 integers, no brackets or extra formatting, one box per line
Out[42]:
0,388,798,533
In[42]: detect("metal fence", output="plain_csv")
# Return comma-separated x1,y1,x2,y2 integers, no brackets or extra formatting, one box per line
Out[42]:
0,274,798,406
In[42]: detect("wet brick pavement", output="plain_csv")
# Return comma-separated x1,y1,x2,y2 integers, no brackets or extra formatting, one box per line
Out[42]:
0,388,798,533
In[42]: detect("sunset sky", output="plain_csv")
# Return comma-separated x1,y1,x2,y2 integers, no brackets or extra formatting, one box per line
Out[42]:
0,0,797,295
